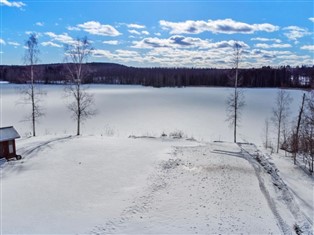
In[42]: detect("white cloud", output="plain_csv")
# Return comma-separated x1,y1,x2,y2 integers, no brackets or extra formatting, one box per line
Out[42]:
144,47,237,68
8,41,20,47
93,41,312,68
93,49,114,58
92,49,144,64
132,36,248,50
251,37,281,43
301,45,314,51
155,32,161,36
76,21,121,36
160,19,279,35
128,29,141,35
41,41,62,48
115,49,140,57
128,29,150,36
25,31,43,37
45,32,75,45
36,22,44,27
275,53,313,66
127,23,146,29
283,26,311,42
309,17,314,23
0,38,6,45
67,26,80,31
102,40,119,45
0,0,25,8
254,43,291,49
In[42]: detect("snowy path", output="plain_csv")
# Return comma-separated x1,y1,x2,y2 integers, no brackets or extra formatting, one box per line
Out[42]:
240,143,313,234
93,142,281,234
271,153,314,226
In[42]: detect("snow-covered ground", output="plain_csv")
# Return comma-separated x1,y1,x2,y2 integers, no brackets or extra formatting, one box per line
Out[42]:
269,151,314,228
1,85,312,233
1,135,312,234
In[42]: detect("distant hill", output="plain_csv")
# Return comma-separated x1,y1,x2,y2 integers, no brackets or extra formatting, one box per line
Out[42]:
0,63,313,88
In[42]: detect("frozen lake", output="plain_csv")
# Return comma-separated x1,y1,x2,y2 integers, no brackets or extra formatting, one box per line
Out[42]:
0,84,305,146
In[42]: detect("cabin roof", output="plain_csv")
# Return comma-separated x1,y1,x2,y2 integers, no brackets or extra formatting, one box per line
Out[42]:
0,126,20,142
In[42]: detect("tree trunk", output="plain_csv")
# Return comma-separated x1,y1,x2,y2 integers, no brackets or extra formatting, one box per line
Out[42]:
234,88,237,143
265,119,269,149
294,93,306,164
234,60,238,143
77,84,81,136
77,116,80,136
277,119,281,153
31,65,36,137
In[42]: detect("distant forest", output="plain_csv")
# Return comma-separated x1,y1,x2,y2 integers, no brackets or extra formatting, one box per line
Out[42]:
0,63,313,88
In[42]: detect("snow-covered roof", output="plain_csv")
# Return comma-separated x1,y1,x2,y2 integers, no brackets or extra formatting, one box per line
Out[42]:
0,126,20,142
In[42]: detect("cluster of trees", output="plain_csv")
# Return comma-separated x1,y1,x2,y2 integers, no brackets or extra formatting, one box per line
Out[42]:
264,90,314,174
21,34,96,137
288,92,314,173
224,43,313,174
1,63,313,89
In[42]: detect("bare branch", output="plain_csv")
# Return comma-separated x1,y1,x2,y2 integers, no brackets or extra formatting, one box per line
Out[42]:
20,33,44,137
63,37,96,135
225,41,245,143
271,89,293,153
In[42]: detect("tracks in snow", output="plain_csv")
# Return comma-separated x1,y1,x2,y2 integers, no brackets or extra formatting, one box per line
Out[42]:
239,144,291,234
92,143,282,234
18,135,73,158
239,143,313,234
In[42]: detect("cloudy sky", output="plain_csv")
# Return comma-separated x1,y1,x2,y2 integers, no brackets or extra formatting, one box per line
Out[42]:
1,0,313,68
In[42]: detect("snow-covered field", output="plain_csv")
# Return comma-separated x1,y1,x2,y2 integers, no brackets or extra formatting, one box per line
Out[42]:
0,84,305,145
1,84,313,234
2,135,312,234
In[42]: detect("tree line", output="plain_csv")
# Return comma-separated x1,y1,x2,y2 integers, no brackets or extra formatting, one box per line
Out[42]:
1,62,313,89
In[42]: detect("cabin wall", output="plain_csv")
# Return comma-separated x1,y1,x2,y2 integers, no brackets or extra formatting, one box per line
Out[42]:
0,140,16,159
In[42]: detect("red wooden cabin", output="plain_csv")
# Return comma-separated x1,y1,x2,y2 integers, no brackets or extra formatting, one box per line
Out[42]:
0,126,21,160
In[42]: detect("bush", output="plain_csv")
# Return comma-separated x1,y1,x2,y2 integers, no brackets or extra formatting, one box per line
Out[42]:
169,130,184,139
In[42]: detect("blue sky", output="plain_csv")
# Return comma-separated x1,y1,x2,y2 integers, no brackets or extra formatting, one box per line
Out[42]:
1,0,313,68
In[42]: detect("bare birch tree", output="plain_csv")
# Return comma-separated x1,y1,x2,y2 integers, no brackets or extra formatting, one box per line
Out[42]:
271,89,292,153
263,118,270,149
64,36,96,136
292,93,306,164
300,91,314,173
21,33,45,136
226,42,245,143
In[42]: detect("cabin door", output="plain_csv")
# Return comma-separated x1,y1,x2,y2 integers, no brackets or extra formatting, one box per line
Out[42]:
8,140,14,154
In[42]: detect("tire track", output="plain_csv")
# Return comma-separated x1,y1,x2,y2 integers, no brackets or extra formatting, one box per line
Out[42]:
239,143,313,234
19,135,73,158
